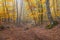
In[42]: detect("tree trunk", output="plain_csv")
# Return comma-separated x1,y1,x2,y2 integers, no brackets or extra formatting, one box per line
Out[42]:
27,0,37,25
53,0,57,20
2,0,7,23
15,0,19,24
12,0,16,24
36,0,43,25
4,0,10,23
46,0,54,24
20,0,23,24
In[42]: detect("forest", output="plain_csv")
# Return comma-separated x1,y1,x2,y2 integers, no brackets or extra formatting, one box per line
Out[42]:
0,0,60,40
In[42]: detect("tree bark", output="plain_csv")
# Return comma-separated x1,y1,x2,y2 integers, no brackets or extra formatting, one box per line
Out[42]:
46,0,54,24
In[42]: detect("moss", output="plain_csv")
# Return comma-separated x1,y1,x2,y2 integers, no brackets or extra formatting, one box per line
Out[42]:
45,21,58,29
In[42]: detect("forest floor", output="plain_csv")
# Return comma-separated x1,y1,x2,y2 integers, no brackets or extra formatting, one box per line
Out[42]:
0,21,60,40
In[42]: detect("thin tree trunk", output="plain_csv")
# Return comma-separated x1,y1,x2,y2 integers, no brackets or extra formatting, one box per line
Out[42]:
4,0,10,23
36,0,43,24
56,0,60,20
53,0,57,20
19,0,23,24
12,0,16,24
15,0,19,24
27,0,37,25
2,0,6,23
46,0,54,24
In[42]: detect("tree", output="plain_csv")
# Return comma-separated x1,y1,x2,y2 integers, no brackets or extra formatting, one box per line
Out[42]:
45,0,58,29
26,0,37,25
55,0,60,20
12,0,16,24
46,0,54,24
36,0,43,25
52,0,57,20
2,0,6,23
19,0,24,23
4,0,10,23
15,0,19,24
